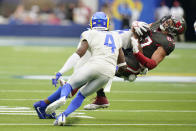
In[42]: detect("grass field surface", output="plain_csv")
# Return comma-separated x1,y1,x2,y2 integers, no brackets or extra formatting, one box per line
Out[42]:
0,45,196,131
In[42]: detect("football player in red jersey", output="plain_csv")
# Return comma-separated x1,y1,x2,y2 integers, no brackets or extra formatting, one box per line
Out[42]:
83,15,186,110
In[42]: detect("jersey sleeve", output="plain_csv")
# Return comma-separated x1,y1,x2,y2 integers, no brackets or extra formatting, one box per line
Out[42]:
116,33,123,49
79,30,93,49
120,31,132,49
153,32,175,55
80,30,92,43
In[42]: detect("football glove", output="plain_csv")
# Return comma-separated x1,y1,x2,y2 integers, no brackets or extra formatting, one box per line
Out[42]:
132,21,150,36
52,72,62,87
131,37,139,53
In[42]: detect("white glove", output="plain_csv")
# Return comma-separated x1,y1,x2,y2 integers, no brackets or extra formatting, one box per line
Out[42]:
131,37,139,53
124,74,137,82
132,21,150,36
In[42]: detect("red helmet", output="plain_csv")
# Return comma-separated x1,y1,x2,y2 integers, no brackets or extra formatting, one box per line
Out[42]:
160,15,186,36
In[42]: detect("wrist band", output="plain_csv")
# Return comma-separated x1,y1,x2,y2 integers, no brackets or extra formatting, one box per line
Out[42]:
117,62,126,67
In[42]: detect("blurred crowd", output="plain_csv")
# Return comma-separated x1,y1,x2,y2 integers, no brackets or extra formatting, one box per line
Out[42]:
0,0,92,25
155,0,184,21
0,0,184,27
0,0,187,41
0,0,186,41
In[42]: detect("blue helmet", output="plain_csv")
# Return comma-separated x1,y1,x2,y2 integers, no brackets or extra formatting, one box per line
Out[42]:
90,12,109,30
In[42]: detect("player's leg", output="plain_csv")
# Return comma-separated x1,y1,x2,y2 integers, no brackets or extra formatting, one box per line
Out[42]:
54,75,110,126
45,83,71,114
60,79,111,110
46,65,95,114
60,79,78,97
83,77,113,110
64,75,110,116
83,88,110,110
33,86,63,119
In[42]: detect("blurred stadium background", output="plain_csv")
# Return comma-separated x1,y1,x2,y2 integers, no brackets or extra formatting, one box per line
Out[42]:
0,0,196,130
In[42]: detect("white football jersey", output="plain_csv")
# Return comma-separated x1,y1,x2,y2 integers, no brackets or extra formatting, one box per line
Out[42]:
74,29,132,74
112,30,132,49
79,29,122,78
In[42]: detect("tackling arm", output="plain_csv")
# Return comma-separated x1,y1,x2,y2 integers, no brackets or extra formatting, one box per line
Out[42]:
59,40,89,74
116,48,130,77
52,40,89,87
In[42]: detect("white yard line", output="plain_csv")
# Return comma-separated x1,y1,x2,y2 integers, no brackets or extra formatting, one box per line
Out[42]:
1,90,196,94
78,110,196,113
0,106,30,110
15,75,196,83
0,113,36,115
0,123,196,126
110,91,196,94
0,98,196,103
0,90,53,93
0,82,47,85
0,98,40,101
110,100,196,102
1,110,196,113
0,111,35,112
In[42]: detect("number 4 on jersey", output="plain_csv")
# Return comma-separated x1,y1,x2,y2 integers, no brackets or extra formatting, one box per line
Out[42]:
104,34,116,53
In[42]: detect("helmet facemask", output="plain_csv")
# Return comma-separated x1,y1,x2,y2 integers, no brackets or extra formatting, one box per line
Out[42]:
160,15,186,36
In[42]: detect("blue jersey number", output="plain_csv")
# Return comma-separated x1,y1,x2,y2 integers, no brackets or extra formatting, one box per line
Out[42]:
104,34,116,53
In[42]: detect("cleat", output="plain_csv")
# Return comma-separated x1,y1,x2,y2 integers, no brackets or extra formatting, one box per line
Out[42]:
46,96,66,114
53,113,66,126
84,96,110,110
33,100,56,119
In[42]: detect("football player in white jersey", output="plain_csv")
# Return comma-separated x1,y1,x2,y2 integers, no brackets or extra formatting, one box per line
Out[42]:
33,12,127,125
48,23,148,110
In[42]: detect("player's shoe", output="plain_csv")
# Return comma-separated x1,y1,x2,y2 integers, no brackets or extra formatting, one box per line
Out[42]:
46,96,66,114
83,96,110,110
33,100,56,119
53,113,66,126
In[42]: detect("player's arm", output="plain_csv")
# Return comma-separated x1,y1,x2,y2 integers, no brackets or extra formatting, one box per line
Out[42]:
58,40,88,74
117,48,126,69
58,40,89,74
52,40,89,87
116,48,137,82
150,46,166,65
131,37,166,70
116,48,129,77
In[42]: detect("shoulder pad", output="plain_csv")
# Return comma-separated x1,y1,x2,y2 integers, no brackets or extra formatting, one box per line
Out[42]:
80,30,92,42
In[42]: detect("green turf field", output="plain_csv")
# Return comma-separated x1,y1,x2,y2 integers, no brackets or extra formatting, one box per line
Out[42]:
0,46,196,131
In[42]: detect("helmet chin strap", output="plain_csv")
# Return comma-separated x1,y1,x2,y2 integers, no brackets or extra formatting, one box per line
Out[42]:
92,27,108,31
